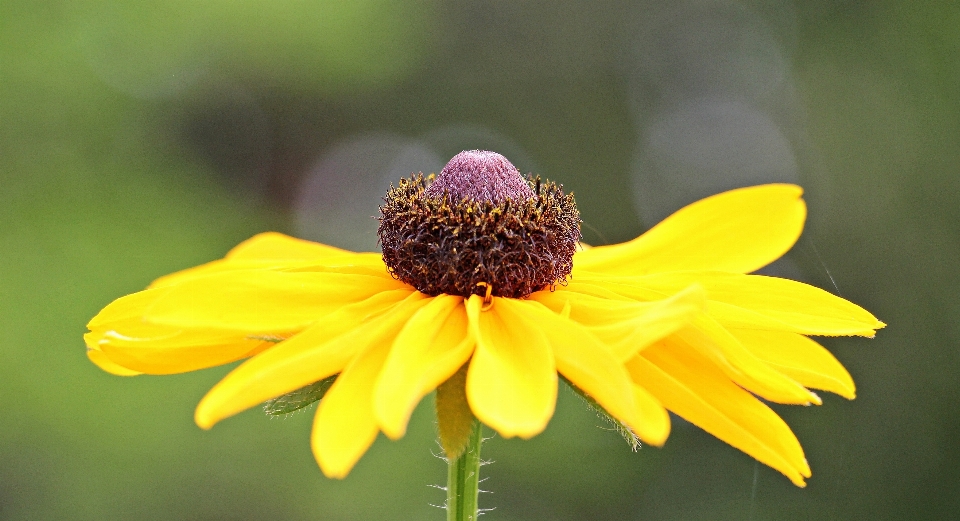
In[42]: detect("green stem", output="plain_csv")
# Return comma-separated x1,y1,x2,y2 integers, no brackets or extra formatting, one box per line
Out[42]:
446,420,482,521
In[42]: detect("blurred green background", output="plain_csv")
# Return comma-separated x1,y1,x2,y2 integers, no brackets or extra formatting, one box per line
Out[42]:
2,1,958,519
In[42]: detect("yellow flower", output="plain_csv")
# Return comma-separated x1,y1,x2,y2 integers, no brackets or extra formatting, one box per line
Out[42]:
86,151,882,486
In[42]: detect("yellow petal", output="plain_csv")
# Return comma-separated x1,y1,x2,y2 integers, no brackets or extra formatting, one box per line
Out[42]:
731,329,856,399
312,332,392,479
96,320,270,375
705,301,822,334
149,259,278,289
374,295,474,439
510,299,642,441
149,233,377,289
563,277,677,302
281,253,395,279
87,288,255,375
532,283,703,325
534,282,820,404
535,284,706,363
638,271,885,337
226,232,351,260
86,346,141,376
83,330,102,352
630,343,811,486
150,252,389,289
146,270,408,332
632,383,670,446
575,184,806,275
465,296,557,438
87,287,170,330
194,289,422,429
678,314,820,405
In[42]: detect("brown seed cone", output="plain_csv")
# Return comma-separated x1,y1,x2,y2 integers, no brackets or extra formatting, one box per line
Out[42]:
377,173,581,299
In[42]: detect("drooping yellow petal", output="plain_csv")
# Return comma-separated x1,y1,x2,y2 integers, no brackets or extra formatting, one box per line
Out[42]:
149,259,282,289
280,253,397,280
312,330,393,479
226,232,350,260
534,284,706,363
95,320,270,375
86,346,141,376
149,234,381,289
151,253,392,289
465,296,557,438
677,314,820,405
575,184,806,275
564,277,676,302
532,283,704,326
374,295,474,439
629,343,811,486
146,270,408,332
637,271,885,337
731,329,856,399
632,383,670,446
87,287,170,331
509,298,642,441
532,285,636,317
541,282,817,405
704,301,827,335
194,289,422,429
87,287,255,376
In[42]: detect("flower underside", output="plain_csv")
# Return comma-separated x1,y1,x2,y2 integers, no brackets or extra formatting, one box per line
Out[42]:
378,173,580,299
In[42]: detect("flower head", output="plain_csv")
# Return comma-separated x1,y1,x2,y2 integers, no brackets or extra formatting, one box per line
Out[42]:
379,150,579,299
86,150,883,485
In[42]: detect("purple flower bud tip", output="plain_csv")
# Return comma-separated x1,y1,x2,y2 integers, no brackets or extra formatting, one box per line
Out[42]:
423,150,535,203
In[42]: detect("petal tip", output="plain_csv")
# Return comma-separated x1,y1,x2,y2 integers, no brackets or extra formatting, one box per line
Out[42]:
86,348,142,376
378,420,407,441
641,428,669,448
809,391,822,406
318,460,350,480
788,461,811,487
487,422,548,440
194,397,224,430
193,409,216,430
312,438,361,480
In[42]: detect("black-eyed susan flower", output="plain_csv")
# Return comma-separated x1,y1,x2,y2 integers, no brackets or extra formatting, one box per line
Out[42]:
86,150,882,488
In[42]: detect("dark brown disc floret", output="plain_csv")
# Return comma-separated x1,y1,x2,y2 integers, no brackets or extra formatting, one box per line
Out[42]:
377,150,581,299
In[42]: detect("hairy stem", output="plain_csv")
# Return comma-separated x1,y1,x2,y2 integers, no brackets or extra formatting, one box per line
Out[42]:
446,420,482,521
